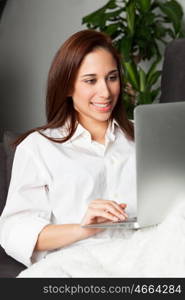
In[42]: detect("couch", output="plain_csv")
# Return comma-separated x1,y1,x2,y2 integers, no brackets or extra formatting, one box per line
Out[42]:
0,131,26,277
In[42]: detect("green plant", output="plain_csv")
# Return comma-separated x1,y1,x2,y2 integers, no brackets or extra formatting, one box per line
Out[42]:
82,0,185,118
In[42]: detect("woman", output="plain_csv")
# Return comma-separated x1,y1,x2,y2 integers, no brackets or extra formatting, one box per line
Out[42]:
0,30,136,268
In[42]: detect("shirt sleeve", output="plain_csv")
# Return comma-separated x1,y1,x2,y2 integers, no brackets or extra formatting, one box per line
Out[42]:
0,142,52,267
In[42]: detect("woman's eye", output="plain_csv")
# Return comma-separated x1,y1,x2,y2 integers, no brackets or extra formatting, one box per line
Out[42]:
84,79,96,84
108,75,118,81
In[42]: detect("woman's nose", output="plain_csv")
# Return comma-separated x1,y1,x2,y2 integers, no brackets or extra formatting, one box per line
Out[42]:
98,80,111,98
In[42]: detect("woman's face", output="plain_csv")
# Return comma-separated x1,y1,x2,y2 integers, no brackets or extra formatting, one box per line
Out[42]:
71,48,120,126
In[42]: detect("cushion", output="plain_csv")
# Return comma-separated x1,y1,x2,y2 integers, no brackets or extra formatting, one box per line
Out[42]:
3,131,21,187
160,38,185,102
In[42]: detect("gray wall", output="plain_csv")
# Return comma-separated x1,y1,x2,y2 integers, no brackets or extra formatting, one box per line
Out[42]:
0,0,107,138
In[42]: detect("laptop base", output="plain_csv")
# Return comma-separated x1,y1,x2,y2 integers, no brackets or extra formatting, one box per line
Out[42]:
81,217,139,229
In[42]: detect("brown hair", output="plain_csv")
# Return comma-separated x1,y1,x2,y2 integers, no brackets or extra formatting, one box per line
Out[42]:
13,29,134,147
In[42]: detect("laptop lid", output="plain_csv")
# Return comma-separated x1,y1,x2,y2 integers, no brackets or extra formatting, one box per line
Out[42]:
135,101,185,227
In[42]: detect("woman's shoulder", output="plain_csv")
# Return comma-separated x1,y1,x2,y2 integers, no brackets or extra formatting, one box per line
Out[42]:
17,127,66,150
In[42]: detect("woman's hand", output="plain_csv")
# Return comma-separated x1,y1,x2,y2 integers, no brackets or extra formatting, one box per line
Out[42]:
81,199,128,226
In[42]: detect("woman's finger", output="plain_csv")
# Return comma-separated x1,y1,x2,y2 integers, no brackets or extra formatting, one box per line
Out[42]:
119,203,128,216
90,200,127,219
89,203,126,221
89,207,120,222
110,201,128,216
90,199,125,214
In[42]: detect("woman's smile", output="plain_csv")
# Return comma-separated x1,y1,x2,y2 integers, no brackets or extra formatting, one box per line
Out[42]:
90,101,113,112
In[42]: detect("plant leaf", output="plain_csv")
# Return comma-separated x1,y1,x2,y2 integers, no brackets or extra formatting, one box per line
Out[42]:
82,6,107,28
138,67,146,92
105,0,117,9
105,8,124,20
146,58,161,85
154,23,169,39
151,87,161,102
81,0,117,28
126,1,136,35
159,0,183,34
146,70,162,88
137,91,153,104
123,60,140,91
104,23,119,35
136,0,151,13
120,36,133,61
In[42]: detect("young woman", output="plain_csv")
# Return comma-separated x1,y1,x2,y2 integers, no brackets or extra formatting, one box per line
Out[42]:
0,30,136,267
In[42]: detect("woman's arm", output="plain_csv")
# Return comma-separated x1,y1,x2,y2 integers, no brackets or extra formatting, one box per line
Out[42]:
35,223,102,251
35,199,128,251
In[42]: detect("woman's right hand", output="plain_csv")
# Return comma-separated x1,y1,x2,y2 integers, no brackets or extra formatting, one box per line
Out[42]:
81,199,128,226
79,199,128,239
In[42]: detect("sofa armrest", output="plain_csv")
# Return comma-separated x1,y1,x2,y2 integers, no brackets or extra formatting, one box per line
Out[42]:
0,245,26,278
0,132,26,277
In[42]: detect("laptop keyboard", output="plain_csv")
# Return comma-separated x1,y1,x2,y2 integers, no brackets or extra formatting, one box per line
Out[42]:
113,217,137,224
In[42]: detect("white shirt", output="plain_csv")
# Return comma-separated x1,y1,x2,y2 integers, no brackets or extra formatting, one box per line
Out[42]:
0,120,136,266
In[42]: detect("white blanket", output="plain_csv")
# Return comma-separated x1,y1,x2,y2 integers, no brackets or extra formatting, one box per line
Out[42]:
18,199,185,278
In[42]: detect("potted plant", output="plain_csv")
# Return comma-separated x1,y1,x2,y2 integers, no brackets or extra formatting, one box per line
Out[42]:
82,0,185,118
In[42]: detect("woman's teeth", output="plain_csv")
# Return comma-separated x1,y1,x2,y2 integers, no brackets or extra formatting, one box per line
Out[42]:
92,103,110,107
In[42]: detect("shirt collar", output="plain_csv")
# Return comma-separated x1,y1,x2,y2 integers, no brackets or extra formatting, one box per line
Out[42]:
105,119,119,142
71,123,91,142
64,119,119,144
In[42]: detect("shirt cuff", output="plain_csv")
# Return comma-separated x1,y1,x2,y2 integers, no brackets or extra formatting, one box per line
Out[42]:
0,216,50,267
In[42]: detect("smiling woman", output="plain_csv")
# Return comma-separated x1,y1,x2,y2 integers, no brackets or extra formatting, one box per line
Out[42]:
0,30,136,269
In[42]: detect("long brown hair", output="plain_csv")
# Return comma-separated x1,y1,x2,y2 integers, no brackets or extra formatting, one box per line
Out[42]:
13,29,134,147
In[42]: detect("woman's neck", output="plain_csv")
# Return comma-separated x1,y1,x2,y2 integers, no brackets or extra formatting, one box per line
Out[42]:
79,117,108,144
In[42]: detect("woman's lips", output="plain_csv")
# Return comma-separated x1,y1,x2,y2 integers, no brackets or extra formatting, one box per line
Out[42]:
90,102,112,112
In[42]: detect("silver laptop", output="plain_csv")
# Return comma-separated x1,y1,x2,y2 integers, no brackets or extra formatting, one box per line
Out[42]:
82,101,185,229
